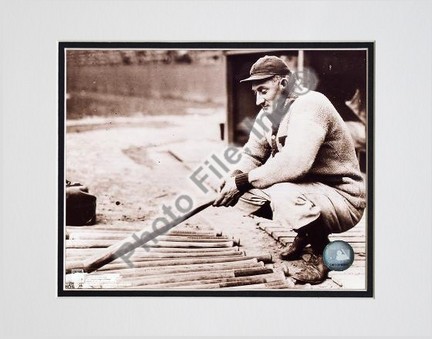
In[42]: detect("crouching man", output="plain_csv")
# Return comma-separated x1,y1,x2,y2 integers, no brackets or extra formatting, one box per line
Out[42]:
213,56,366,284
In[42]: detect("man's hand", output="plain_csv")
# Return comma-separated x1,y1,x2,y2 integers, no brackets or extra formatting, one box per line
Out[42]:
213,177,242,207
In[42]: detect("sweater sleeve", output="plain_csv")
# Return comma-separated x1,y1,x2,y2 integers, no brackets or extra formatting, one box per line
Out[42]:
235,111,272,173
248,94,330,188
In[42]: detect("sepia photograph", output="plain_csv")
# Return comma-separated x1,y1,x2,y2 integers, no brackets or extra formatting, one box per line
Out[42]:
2,0,431,335
59,42,373,296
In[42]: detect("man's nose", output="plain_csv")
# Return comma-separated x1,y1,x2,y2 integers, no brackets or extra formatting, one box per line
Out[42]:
256,93,265,106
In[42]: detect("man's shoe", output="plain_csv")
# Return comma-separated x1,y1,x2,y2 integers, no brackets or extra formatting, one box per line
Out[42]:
310,234,330,255
292,254,329,285
279,234,309,260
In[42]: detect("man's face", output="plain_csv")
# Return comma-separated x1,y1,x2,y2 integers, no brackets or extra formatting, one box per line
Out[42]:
251,76,284,114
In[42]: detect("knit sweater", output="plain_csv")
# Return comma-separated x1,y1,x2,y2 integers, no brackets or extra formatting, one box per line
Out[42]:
236,90,365,209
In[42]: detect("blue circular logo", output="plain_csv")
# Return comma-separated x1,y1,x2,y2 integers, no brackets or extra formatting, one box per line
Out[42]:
323,241,354,271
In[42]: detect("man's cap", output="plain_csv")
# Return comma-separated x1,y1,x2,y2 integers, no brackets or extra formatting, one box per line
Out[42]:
240,55,290,83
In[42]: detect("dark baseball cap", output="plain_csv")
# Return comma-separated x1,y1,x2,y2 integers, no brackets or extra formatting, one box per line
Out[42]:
240,55,290,83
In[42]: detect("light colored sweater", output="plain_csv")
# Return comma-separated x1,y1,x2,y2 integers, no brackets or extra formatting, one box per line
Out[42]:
237,90,365,210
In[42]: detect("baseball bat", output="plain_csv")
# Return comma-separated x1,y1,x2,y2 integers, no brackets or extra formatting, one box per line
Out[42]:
74,197,216,273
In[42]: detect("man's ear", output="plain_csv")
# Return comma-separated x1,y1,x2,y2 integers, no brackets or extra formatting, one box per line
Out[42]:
280,78,288,88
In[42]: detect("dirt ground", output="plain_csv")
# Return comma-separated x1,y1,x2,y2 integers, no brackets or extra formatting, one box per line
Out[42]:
66,107,224,225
